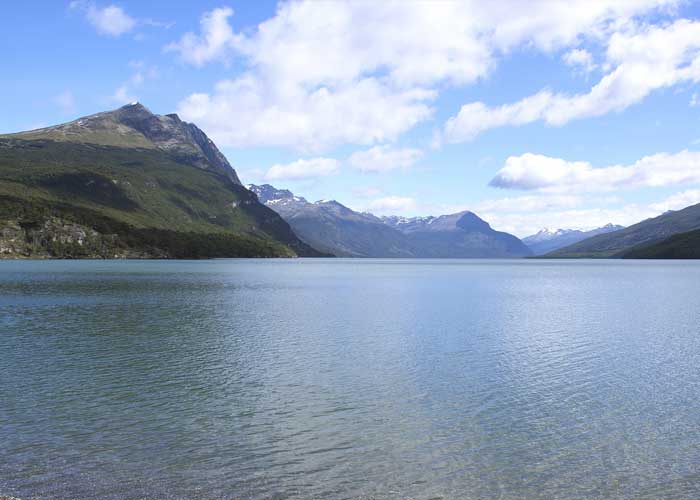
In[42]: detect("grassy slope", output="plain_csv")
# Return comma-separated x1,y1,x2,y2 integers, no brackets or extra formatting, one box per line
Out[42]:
622,229,700,259
545,203,700,258
0,138,315,257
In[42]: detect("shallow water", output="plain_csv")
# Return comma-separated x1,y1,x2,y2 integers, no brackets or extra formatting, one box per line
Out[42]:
1,259,699,499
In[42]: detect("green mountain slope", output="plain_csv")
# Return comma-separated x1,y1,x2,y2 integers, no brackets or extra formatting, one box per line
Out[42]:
622,229,700,259
545,203,700,258
0,104,322,258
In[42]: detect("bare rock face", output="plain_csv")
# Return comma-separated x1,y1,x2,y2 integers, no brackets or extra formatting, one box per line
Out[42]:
114,104,241,185
4,103,241,185
0,220,31,256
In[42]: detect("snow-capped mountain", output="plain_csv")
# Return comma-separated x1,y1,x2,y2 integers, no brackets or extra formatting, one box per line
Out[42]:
523,224,624,255
250,184,532,258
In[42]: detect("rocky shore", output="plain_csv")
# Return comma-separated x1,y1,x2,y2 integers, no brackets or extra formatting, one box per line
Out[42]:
0,217,161,259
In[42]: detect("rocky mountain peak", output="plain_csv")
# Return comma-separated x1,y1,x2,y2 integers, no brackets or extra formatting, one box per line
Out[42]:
248,184,304,204
3,103,241,185
110,104,241,185
456,211,492,232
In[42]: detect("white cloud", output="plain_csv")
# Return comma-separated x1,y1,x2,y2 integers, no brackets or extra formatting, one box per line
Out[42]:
563,48,596,73
477,188,700,237
490,150,700,193
481,204,656,237
691,93,700,107
348,146,423,173
171,1,676,151
71,1,171,37
54,90,76,114
177,76,434,152
366,196,418,215
443,19,700,142
165,7,243,66
265,157,340,180
70,1,136,36
649,189,700,211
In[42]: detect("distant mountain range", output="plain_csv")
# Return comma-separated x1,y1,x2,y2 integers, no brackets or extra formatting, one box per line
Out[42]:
249,184,532,258
545,203,700,258
0,103,321,258
523,224,624,255
248,184,412,257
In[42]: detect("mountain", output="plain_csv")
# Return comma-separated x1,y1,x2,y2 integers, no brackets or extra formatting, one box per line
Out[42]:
248,184,413,257
523,224,624,255
0,103,321,258
621,228,700,259
383,212,533,258
250,184,532,258
546,203,700,258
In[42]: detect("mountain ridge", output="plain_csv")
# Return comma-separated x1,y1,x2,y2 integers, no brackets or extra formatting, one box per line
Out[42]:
0,104,321,258
545,203,700,257
3,102,241,185
523,224,624,255
249,184,532,258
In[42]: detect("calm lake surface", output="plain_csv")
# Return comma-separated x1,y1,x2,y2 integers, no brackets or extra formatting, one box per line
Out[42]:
1,259,699,499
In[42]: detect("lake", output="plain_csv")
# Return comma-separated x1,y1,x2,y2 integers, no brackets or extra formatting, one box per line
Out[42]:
1,259,699,499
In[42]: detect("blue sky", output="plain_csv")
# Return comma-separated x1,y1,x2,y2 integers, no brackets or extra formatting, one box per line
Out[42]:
3,1,700,236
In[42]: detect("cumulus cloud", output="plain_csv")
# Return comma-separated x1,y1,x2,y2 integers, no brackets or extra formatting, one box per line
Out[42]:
165,7,243,66
265,158,340,180
171,0,676,151
443,19,700,142
348,146,423,173
490,150,700,193
177,76,434,152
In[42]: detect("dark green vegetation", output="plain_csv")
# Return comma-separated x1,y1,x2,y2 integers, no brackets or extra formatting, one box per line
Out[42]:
0,104,321,258
249,184,532,258
622,229,700,259
546,202,700,258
